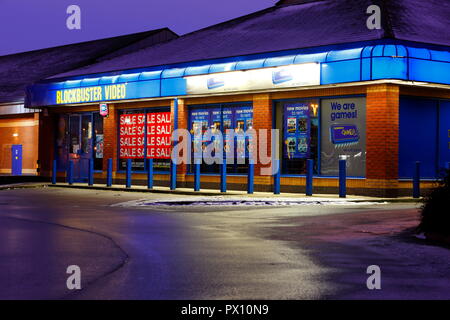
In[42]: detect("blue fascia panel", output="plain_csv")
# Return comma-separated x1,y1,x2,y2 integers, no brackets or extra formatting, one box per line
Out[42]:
408,47,432,59
47,82,66,90
80,78,100,87
409,59,450,84
396,45,408,57
294,52,327,64
326,48,363,62
63,80,81,88
362,46,374,58
99,75,120,85
430,49,450,62
321,60,361,84
118,73,140,83
361,57,371,81
139,70,162,81
208,62,237,73
161,78,187,96
263,55,295,67
161,68,186,79
235,59,265,70
383,44,397,57
184,65,211,76
127,80,161,99
372,57,408,80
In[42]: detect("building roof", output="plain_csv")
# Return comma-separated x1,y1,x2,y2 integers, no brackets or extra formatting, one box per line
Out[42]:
51,0,450,80
0,28,178,104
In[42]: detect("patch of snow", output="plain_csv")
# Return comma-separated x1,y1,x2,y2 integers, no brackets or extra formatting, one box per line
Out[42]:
112,196,385,208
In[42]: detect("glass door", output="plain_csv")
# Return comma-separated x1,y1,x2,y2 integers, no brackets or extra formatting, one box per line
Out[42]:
68,114,93,182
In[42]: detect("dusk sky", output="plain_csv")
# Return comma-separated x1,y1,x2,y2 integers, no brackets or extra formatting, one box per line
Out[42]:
0,0,275,56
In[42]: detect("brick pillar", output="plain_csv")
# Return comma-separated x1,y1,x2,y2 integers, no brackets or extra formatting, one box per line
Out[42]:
172,98,188,184
103,104,118,174
252,93,273,188
366,84,400,197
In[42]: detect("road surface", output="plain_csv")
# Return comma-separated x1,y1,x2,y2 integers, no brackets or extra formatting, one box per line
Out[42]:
0,187,449,299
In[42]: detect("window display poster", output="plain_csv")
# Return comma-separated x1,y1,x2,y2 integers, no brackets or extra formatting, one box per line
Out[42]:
189,106,253,158
119,113,145,159
95,134,104,159
283,103,310,159
320,97,366,176
190,109,211,155
146,112,172,159
234,107,253,158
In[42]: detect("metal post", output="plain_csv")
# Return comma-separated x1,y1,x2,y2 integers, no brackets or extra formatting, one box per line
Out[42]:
106,158,113,187
220,159,227,193
194,160,200,192
170,161,177,190
339,159,346,198
274,159,280,195
413,161,421,198
52,160,57,185
306,159,314,196
126,159,132,189
147,158,153,189
67,161,73,185
88,158,94,186
170,98,178,191
248,161,254,194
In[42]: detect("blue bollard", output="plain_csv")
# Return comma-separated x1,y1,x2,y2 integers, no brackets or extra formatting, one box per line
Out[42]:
170,161,177,190
220,159,227,193
106,158,113,187
247,161,254,194
67,161,74,185
52,160,57,184
147,158,153,189
126,159,132,188
194,160,200,192
273,159,280,195
88,158,94,186
413,161,421,198
306,159,314,196
339,159,346,198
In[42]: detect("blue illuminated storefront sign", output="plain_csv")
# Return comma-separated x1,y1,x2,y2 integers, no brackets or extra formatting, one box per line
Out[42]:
26,42,450,108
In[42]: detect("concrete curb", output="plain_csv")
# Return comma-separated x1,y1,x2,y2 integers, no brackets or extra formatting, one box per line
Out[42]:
0,183,49,191
46,183,422,203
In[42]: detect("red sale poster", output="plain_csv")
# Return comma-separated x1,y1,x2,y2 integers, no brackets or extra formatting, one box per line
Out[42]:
119,113,145,159
146,112,172,159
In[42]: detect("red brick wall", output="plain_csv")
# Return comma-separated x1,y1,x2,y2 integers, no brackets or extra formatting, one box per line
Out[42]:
366,84,400,188
253,93,273,177
173,98,188,179
103,104,118,173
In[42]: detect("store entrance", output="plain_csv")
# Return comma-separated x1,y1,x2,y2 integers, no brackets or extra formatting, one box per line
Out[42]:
68,114,93,182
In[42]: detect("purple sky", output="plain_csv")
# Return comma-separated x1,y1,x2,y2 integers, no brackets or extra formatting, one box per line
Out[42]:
0,0,275,56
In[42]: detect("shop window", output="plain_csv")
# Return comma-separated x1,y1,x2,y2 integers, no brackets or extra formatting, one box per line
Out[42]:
188,103,253,174
118,108,171,172
55,115,69,171
56,112,103,173
93,113,104,171
320,97,366,177
274,100,319,175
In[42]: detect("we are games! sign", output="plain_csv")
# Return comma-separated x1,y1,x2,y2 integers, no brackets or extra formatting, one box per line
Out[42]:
119,112,171,159
320,98,366,177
